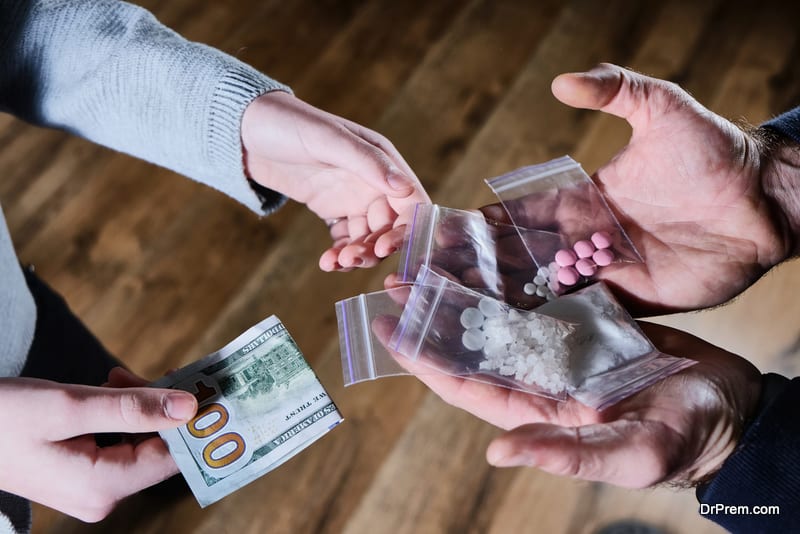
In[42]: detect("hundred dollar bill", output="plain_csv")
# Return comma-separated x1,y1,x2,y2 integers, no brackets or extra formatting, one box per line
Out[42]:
153,315,343,507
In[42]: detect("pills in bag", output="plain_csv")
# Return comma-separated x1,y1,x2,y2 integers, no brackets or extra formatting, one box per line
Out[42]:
389,267,575,398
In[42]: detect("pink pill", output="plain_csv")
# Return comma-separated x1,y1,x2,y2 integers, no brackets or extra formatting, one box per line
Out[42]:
593,248,615,266
575,258,597,277
573,239,595,258
554,248,577,267
591,231,613,249
557,266,579,286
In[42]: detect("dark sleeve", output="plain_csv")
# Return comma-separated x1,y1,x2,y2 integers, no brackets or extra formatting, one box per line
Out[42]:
695,373,800,533
762,107,800,143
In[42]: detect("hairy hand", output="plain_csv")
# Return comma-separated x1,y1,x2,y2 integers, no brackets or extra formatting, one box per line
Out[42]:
374,320,761,488
484,63,790,314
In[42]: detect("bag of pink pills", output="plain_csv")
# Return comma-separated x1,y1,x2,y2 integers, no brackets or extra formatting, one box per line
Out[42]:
397,203,563,308
485,156,643,295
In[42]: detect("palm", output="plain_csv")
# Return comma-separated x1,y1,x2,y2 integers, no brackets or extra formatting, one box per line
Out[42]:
595,105,782,313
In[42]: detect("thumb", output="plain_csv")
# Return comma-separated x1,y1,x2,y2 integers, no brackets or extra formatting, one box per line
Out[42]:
551,63,690,131
486,420,681,488
52,385,197,438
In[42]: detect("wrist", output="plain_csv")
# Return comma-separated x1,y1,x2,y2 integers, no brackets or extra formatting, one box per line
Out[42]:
675,360,763,487
755,126,800,260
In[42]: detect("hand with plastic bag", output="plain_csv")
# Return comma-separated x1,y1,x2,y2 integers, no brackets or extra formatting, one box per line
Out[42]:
482,63,793,315
372,319,761,489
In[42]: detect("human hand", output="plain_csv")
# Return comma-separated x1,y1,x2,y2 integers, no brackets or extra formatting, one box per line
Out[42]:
374,320,760,488
0,370,197,522
241,91,430,271
484,63,799,314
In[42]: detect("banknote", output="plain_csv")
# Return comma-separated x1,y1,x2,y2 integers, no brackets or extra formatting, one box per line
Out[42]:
154,315,343,507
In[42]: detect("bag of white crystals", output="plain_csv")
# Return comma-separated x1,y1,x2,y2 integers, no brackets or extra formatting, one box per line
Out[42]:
390,266,576,399
336,267,575,400
336,269,695,410
396,203,563,308
536,281,696,409
485,156,642,295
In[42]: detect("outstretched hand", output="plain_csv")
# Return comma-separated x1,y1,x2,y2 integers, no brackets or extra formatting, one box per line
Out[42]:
241,91,430,272
483,63,792,315
0,368,197,522
374,320,761,488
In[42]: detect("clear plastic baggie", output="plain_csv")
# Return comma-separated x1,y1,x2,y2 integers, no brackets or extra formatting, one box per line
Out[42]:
336,266,575,401
396,203,563,309
485,156,643,295
336,266,695,410
536,281,696,410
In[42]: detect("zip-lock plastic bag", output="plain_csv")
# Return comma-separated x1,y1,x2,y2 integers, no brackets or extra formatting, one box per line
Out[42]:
336,268,695,410
337,267,575,400
396,203,563,308
485,156,643,294
336,285,412,386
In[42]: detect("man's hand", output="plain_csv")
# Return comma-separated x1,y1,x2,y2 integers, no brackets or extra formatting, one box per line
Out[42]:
0,372,197,522
241,91,430,272
374,320,761,488
484,63,796,315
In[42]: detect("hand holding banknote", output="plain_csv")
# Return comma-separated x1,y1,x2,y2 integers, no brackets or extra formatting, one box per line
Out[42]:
0,375,197,523
154,315,343,507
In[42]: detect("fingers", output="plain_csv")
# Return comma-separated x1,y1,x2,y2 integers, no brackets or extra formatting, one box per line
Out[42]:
551,63,690,131
486,420,682,488
59,437,179,522
93,437,180,493
321,197,407,270
50,384,197,439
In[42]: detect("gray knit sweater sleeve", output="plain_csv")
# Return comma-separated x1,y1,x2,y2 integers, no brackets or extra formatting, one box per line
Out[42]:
0,0,290,213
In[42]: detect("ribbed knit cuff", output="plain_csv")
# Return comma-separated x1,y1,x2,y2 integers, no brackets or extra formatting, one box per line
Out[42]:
208,63,290,215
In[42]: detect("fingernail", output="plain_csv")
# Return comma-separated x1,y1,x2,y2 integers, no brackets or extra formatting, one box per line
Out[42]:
489,453,532,467
166,393,197,420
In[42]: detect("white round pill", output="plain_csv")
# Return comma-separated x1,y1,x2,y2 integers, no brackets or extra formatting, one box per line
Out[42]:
460,307,485,329
533,275,547,286
478,296,505,317
462,328,486,351
523,282,536,295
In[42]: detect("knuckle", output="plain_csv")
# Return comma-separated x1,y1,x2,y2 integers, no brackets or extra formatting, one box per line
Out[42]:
117,391,157,427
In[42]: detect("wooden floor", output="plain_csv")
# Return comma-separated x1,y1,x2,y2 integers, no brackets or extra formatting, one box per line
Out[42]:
4,0,800,532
